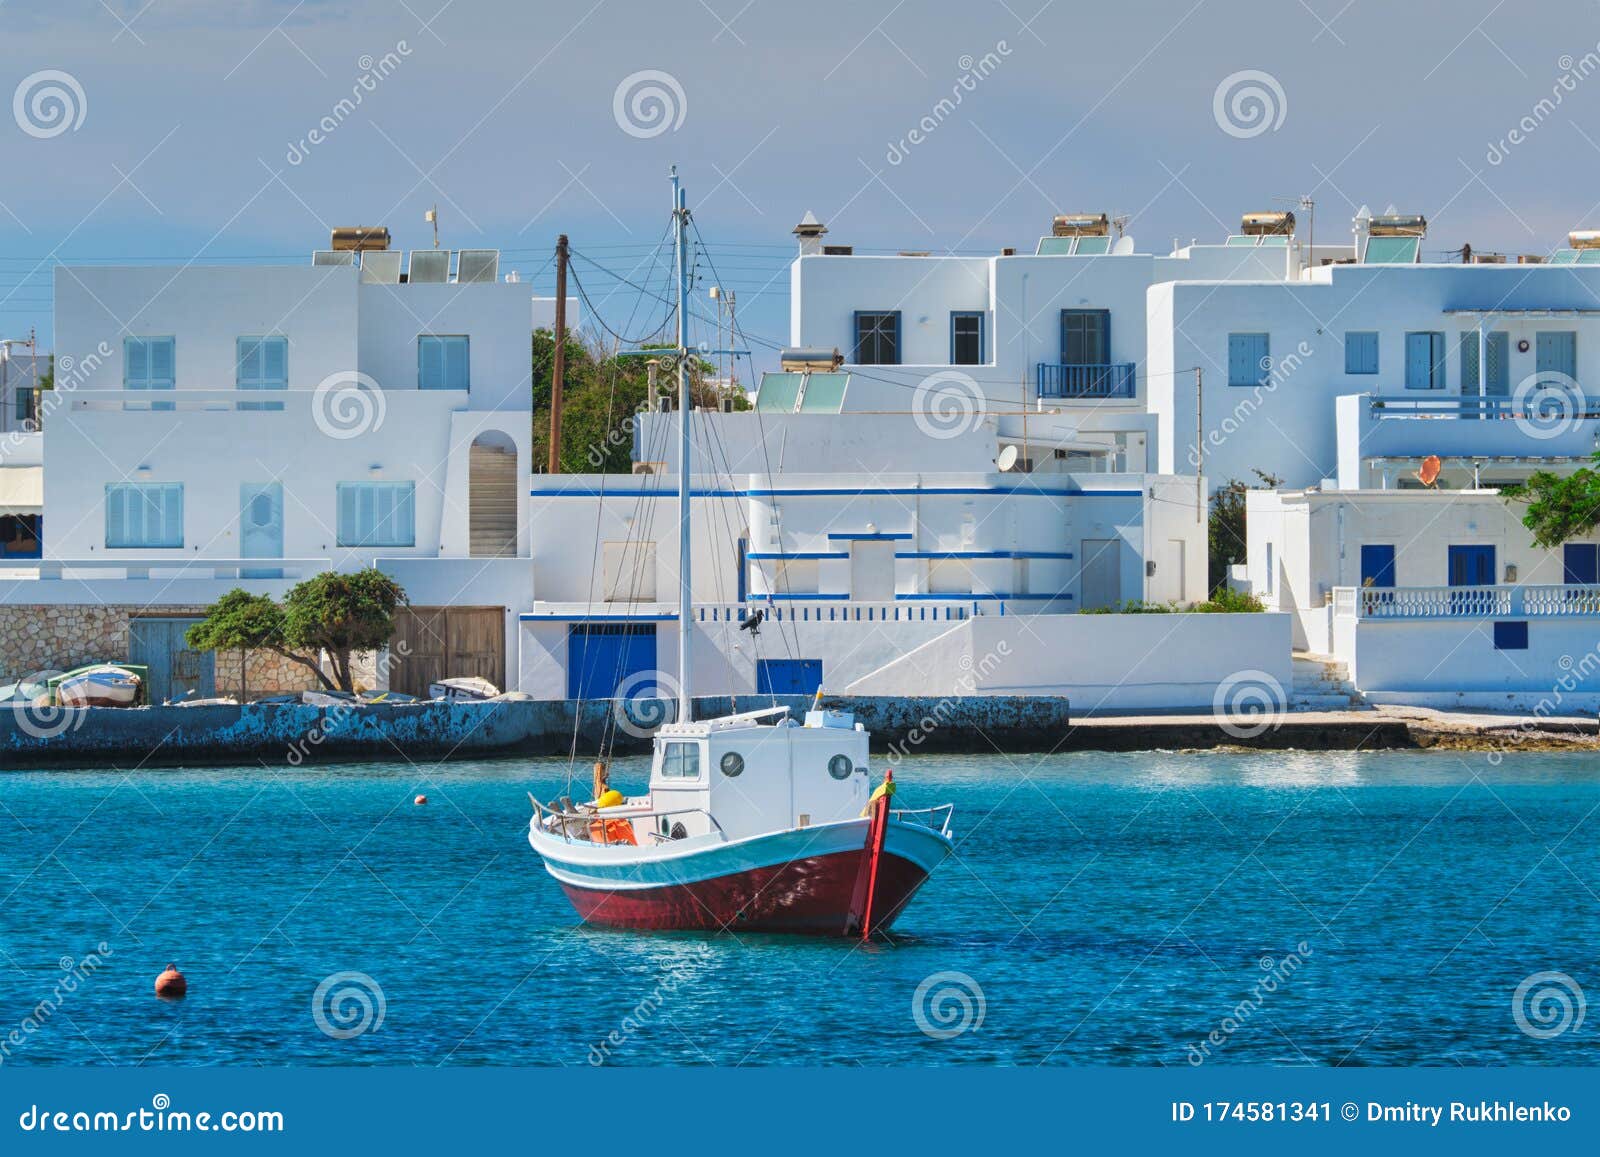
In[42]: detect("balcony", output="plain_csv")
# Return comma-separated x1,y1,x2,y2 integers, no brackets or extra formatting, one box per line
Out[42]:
1035,362,1136,400
1334,583,1600,620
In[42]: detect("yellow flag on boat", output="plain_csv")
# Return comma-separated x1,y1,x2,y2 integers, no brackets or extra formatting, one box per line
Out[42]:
861,776,895,817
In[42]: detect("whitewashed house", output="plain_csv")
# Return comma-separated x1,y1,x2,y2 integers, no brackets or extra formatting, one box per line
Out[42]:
0,237,563,700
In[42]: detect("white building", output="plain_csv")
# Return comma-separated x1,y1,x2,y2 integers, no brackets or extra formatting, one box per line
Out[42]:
0,240,563,700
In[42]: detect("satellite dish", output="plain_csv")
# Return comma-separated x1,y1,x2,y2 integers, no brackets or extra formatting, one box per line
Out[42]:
997,445,1020,472
1111,236,1135,256
1415,454,1441,487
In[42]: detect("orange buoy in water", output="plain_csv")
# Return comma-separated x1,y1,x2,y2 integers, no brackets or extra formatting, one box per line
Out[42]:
154,963,187,999
414,794,427,806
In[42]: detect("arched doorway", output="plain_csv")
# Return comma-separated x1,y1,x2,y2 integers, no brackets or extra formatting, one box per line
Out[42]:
469,430,517,557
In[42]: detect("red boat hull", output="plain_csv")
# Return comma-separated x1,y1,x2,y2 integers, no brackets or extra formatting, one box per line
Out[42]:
558,846,931,934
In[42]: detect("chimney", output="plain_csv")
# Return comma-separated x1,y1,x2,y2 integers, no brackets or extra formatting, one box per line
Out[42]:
793,210,828,256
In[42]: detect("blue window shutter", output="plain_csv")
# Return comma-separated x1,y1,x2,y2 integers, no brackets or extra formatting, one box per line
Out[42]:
163,484,182,545
263,336,287,384
1346,332,1378,375
237,338,261,384
1228,333,1269,386
446,337,469,389
105,486,125,547
1404,332,1444,389
125,338,147,385
338,482,416,546
150,338,174,385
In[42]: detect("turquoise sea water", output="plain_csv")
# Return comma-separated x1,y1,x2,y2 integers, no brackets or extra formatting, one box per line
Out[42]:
1,749,1597,1067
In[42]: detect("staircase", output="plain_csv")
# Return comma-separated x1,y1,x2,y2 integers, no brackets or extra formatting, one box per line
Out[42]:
1291,653,1365,710
468,443,518,558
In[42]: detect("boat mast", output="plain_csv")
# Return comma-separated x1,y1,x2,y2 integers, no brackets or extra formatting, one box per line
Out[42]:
673,166,692,725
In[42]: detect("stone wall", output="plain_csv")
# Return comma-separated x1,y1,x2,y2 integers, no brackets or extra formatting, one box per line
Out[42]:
0,605,338,698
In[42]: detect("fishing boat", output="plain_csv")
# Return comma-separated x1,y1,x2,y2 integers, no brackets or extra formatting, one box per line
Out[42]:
429,676,499,702
526,169,954,936
55,664,142,708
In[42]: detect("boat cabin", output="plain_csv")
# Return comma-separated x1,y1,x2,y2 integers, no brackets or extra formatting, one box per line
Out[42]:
644,707,870,842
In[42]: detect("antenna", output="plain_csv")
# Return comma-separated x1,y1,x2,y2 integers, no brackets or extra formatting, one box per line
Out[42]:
1111,214,1131,239
425,205,439,248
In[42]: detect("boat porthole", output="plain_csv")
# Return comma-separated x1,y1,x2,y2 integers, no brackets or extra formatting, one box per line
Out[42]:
828,754,853,780
720,751,744,777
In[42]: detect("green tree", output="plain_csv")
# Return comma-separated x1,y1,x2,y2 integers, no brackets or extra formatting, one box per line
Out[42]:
187,571,407,693
531,329,744,474
1502,455,1600,548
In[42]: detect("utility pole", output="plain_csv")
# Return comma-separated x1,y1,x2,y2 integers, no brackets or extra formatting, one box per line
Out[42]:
547,234,569,474
427,205,439,248
672,168,693,726
1195,366,1204,524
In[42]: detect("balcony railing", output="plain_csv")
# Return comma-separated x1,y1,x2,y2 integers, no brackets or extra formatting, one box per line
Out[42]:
1035,362,1137,400
1368,394,1600,420
1334,583,1600,619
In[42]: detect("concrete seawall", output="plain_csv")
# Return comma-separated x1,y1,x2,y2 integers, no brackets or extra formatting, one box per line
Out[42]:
0,695,1079,770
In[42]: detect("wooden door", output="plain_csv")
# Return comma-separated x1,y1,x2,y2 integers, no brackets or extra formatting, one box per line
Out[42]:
389,607,505,697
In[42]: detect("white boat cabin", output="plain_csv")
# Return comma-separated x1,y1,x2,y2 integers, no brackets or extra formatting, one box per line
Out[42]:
641,707,870,843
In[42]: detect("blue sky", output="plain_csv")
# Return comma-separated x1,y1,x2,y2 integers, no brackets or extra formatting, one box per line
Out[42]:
5,0,1600,359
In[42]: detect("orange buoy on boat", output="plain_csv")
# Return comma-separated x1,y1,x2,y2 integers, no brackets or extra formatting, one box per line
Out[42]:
414,794,427,806
154,963,187,999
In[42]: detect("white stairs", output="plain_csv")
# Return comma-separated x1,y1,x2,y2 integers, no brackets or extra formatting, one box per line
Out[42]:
469,443,518,558
1290,653,1364,710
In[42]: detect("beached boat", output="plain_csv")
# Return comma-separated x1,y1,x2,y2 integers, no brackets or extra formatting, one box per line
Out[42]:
526,169,953,936
429,676,499,702
55,664,142,708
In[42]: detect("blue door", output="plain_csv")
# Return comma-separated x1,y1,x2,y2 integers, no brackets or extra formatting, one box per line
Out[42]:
756,658,823,696
1360,544,1396,588
1564,544,1599,584
1536,331,1577,382
567,624,658,700
1448,545,1495,586
1405,332,1443,389
240,483,284,579
128,617,215,703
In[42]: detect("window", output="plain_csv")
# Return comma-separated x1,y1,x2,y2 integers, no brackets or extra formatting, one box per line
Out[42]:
602,541,657,601
1493,621,1529,650
951,312,984,364
853,311,900,365
124,337,175,410
237,336,288,411
1,514,40,559
1228,333,1270,387
1060,309,1110,364
336,481,415,547
661,741,702,779
418,335,470,390
1404,331,1446,390
1344,331,1379,375
105,483,182,548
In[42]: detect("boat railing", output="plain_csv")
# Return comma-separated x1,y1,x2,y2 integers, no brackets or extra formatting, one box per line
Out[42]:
528,795,726,846
890,804,955,838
